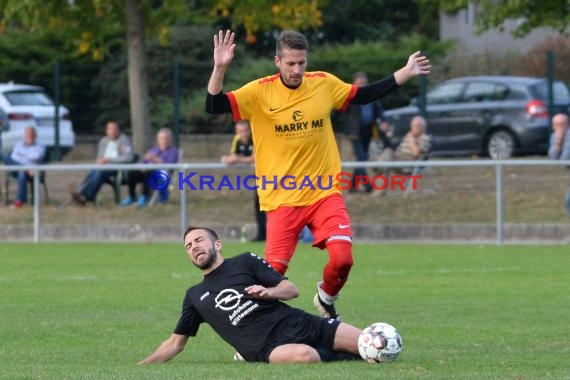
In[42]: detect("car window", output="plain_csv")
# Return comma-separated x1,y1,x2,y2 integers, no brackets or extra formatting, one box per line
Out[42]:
3,91,53,106
463,82,509,102
530,82,570,102
505,88,528,100
426,82,464,105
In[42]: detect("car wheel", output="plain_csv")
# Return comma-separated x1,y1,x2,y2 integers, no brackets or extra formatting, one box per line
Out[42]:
487,130,515,159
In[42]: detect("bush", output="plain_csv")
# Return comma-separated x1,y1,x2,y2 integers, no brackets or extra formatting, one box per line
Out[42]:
514,35,570,84
439,35,570,86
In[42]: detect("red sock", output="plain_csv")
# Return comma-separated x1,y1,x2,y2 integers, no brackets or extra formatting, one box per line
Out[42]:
321,240,353,297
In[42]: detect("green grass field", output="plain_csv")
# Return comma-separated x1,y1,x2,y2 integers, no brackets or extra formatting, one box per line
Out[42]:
1,243,568,380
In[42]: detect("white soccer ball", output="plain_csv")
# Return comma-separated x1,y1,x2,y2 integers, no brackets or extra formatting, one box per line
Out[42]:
357,322,403,363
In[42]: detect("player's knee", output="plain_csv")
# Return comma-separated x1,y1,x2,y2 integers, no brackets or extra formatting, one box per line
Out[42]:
292,346,321,363
327,241,353,274
336,253,354,271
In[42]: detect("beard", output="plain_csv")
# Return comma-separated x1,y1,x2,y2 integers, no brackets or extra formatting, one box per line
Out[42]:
192,244,217,270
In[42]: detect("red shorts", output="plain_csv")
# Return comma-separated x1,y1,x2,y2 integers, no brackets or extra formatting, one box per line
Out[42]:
265,193,352,263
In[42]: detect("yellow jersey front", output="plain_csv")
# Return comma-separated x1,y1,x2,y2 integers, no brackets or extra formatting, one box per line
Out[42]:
227,72,356,211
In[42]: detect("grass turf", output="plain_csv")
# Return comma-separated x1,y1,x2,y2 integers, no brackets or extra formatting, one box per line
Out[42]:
0,242,568,379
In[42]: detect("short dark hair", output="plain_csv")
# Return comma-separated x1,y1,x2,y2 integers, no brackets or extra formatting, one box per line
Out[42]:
276,30,309,56
183,226,219,242
235,120,250,128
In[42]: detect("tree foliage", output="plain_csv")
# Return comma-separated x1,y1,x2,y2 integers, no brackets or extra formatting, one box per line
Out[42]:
0,0,449,137
0,0,126,61
424,0,569,37
210,0,324,42
319,0,439,43
0,0,328,148
0,0,326,60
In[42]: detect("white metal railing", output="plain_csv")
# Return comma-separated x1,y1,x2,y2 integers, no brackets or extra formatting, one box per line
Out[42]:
1,159,569,243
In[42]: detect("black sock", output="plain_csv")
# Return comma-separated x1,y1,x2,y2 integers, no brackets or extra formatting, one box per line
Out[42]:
316,348,361,362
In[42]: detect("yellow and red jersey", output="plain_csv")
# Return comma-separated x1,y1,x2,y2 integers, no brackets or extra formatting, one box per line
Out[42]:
227,72,356,211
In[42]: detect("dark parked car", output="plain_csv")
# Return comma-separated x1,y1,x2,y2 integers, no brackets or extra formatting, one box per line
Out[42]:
384,76,570,159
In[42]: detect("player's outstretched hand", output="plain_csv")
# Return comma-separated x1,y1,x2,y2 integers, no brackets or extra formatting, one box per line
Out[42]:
406,51,430,77
394,51,431,85
245,285,274,300
213,29,236,68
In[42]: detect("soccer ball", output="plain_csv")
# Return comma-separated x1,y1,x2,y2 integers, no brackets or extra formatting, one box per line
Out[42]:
357,322,402,363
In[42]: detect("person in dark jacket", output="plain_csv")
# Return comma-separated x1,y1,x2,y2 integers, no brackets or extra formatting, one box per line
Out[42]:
345,72,385,193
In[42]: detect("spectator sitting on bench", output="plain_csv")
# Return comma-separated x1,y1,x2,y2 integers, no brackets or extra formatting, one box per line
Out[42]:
70,121,134,206
373,115,431,195
121,127,179,208
221,120,266,241
3,126,46,209
395,115,431,160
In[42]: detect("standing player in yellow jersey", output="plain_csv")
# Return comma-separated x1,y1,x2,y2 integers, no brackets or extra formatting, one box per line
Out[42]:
206,29,430,320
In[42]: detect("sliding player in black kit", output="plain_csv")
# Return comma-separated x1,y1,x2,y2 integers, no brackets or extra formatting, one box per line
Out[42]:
139,226,370,364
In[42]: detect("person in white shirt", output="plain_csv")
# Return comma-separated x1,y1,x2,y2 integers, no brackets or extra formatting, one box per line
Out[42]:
70,121,134,205
3,126,46,208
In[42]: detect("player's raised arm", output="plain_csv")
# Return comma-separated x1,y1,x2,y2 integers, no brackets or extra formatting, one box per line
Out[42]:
207,29,236,95
138,334,189,365
394,51,430,85
350,51,431,105
205,30,235,114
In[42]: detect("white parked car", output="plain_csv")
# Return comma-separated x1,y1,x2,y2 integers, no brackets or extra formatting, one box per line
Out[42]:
0,82,75,159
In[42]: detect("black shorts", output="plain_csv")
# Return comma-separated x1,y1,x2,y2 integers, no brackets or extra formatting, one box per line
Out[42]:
256,310,341,362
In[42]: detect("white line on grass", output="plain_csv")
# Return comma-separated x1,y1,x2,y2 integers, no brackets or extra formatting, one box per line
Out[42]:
55,275,99,281
376,267,521,275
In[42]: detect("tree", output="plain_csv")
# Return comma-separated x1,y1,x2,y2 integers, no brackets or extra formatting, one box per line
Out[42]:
0,0,152,153
425,0,569,37
124,0,150,156
0,0,326,152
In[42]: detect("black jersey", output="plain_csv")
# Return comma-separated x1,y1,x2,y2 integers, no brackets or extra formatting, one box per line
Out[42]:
173,253,305,361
